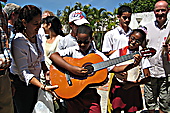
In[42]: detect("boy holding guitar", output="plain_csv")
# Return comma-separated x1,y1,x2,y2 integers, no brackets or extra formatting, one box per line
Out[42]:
49,25,146,113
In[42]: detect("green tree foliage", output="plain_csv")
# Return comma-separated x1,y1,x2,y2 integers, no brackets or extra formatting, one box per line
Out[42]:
120,0,170,13
1,2,6,8
60,2,116,50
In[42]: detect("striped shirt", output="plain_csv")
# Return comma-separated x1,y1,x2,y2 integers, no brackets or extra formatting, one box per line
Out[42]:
0,27,11,69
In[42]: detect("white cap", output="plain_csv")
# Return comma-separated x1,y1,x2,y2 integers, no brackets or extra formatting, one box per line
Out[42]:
69,10,89,25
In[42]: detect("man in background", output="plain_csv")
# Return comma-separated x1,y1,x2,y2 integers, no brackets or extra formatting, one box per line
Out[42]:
0,0,14,113
144,1,170,113
102,5,132,57
4,3,21,47
42,10,55,19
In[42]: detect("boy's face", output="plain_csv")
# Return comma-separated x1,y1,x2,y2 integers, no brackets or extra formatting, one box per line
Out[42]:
76,33,92,53
128,32,143,50
118,12,132,28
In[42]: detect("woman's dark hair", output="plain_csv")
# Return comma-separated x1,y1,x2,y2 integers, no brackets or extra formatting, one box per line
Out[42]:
14,5,42,33
43,16,65,36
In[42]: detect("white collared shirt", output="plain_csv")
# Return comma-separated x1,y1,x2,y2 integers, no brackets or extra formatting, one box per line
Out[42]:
145,20,170,78
102,26,132,53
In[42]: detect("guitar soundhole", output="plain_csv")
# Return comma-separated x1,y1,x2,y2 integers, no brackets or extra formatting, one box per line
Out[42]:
83,63,95,76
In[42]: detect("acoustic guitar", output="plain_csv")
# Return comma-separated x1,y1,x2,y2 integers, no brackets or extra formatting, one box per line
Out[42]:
50,48,156,99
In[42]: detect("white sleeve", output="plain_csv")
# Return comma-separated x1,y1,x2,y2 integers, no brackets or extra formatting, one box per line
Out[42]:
57,47,75,57
141,58,151,69
12,38,34,85
102,31,114,53
57,37,65,51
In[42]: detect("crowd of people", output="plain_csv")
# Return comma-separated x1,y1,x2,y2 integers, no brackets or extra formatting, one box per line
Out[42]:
0,0,170,113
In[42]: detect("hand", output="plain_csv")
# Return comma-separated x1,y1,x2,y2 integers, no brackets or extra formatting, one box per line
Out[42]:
143,68,150,77
0,57,11,68
41,85,59,99
43,85,58,91
69,66,88,77
137,76,151,83
116,72,128,81
133,54,142,67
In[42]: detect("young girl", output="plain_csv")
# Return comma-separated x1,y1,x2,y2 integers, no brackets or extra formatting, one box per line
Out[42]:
41,16,65,68
108,27,150,113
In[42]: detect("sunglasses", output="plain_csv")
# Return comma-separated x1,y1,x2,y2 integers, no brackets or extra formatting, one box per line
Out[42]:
155,9,167,12
77,40,90,44
122,16,131,20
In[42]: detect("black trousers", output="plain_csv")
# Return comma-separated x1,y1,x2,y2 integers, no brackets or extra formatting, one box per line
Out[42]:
12,75,38,113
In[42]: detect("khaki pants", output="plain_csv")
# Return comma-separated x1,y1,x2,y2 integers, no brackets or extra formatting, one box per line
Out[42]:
144,77,170,112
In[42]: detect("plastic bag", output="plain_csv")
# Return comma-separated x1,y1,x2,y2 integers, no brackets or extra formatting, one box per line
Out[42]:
32,88,55,113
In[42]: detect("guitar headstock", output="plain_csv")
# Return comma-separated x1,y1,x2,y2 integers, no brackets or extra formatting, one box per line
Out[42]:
140,48,156,57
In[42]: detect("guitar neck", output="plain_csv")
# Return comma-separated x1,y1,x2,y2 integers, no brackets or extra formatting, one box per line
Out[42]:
92,52,139,71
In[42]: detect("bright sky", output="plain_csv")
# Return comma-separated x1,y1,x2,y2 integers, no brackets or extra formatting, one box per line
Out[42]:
7,0,131,14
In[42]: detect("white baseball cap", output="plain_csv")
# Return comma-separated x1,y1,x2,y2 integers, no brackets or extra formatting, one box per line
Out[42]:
69,10,89,25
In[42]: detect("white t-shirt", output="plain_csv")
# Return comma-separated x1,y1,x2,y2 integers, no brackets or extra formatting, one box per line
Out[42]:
44,35,63,68
57,34,78,51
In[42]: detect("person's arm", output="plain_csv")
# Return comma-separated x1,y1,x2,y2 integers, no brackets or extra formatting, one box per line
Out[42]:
50,52,87,76
41,61,49,73
143,68,150,77
103,50,116,57
102,31,114,57
29,77,58,91
110,54,142,73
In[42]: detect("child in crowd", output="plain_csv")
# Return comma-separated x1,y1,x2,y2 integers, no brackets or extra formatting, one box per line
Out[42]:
108,27,151,113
